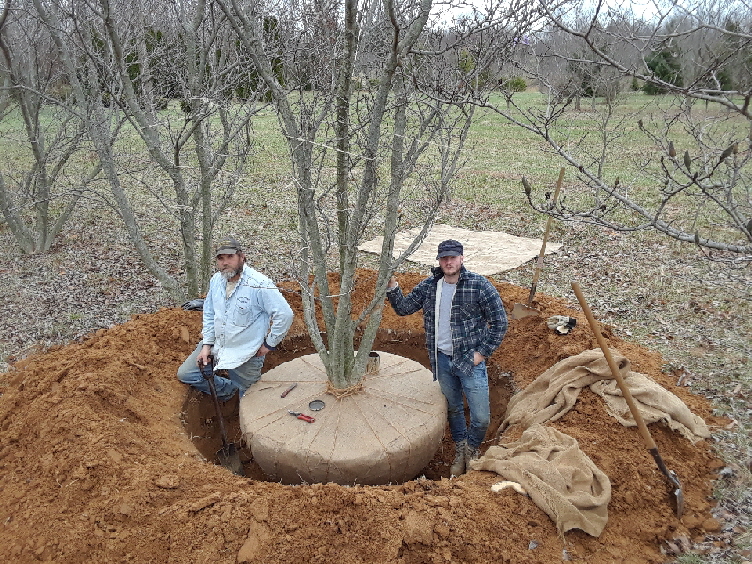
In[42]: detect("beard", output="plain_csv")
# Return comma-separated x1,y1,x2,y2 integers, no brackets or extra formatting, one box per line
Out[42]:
441,262,461,276
220,266,242,280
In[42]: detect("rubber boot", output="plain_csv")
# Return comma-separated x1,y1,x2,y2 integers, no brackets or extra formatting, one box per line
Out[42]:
450,440,467,477
466,445,481,473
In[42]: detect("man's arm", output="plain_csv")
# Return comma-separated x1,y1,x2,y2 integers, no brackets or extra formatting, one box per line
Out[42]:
259,286,294,352
386,276,428,316
198,276,217,366
475,279,508,359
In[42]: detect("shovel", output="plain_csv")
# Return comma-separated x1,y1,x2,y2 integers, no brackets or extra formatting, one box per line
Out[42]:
200,358,245,476
572,282,684,518
511,167,565,320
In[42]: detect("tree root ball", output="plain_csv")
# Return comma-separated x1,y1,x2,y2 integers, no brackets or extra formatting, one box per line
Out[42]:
239,352,447,485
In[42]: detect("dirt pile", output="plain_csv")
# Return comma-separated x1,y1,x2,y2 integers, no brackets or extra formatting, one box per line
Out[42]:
0,270,727,563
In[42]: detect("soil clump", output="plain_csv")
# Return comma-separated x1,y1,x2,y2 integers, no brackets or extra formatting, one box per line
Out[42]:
0,270,726,563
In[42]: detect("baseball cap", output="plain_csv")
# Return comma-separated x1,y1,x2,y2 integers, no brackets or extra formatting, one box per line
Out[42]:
436,239,463,259
215,236,242,257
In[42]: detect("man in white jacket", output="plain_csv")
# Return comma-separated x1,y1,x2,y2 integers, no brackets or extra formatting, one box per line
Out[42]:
177,236,294,402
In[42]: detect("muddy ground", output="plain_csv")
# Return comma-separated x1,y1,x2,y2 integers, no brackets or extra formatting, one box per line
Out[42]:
0,270,728,563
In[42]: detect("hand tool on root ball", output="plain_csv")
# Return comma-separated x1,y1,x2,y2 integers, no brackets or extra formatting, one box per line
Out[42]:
200,358,245,476
308,399,325,411
572,282,684,518
512,167,565,320
280,383,297,398
288,410,315,423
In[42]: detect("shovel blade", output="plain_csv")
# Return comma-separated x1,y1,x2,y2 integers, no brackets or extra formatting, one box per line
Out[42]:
668,470,684,518
674,487,685,519
217,443,245,477
511,302,540,320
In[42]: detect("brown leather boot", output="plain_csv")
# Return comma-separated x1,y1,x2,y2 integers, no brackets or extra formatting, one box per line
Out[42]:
450,440,467,477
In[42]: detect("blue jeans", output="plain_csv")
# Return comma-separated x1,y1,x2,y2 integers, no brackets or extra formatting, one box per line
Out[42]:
436,351,490,449
177,342,264,401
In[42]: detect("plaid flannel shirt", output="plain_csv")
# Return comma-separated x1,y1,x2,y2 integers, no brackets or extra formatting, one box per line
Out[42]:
387,266,507,380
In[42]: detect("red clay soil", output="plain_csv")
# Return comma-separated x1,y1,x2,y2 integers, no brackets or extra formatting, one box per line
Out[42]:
0,269,727,564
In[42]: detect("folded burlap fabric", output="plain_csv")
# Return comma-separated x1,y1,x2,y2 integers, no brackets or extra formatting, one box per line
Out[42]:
501,348,710,443
469,424,611,537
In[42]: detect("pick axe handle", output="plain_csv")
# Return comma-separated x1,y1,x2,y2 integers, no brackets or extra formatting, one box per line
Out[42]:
571,282,657,451
527,167,565,306
200,357,232,450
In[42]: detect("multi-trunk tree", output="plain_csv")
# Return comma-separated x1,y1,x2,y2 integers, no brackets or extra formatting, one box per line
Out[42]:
0,0,98,253
216,0,538,388
12,0,265,300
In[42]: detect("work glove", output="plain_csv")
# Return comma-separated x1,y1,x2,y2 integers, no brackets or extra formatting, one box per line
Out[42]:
547,315,577,335
181,298,205,311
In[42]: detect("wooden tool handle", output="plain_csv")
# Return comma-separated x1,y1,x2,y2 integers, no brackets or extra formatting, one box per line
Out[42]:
571,282,658,450
527,167,565,306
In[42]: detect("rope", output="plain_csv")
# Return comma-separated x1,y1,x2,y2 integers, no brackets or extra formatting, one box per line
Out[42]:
326,379,364,399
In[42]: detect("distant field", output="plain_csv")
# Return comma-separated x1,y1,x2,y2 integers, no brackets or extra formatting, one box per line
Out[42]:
1,89,746,240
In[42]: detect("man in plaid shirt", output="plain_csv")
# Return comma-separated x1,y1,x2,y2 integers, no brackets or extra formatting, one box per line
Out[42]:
387,239,507,477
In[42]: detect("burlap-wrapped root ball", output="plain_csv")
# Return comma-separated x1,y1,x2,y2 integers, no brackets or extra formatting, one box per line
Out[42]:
239,352,446,485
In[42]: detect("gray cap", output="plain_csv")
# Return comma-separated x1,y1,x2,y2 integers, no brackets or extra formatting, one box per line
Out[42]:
215,236,242,257
436,239,463,259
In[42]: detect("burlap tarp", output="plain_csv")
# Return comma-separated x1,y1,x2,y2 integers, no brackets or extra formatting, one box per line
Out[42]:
471,349,710,537
501,348,710,443
357,224,562,275
469,424,611,537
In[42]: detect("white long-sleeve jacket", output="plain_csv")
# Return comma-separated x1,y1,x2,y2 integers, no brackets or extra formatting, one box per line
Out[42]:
202,264,293,370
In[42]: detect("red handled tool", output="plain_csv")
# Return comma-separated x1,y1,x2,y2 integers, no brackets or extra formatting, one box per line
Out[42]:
281,383,297,398
288,410,315,423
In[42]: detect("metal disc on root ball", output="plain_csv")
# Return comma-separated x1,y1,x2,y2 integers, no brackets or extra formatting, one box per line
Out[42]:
238,352,446,485
308,399,325,411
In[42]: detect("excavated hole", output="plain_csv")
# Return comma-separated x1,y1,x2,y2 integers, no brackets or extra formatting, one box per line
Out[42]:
180,329,514,482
